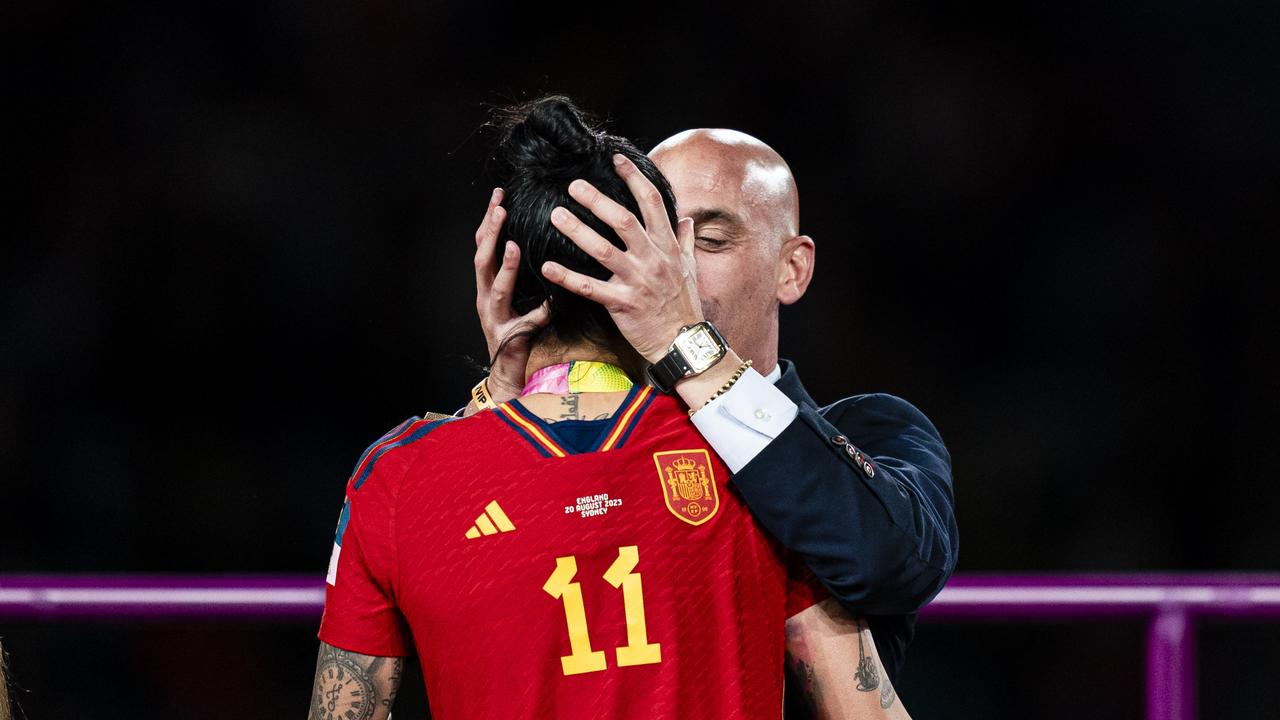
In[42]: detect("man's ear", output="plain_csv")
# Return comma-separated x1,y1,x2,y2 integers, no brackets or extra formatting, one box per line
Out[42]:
776,235,815,305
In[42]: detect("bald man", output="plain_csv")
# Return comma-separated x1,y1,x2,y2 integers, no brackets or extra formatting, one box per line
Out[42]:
469,127,956,699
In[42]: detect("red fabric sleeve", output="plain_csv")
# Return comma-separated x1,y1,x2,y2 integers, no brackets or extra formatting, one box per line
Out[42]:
318,476,413,657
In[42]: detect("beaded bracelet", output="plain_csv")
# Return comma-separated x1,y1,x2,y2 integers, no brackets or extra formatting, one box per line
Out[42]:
689,360,753,417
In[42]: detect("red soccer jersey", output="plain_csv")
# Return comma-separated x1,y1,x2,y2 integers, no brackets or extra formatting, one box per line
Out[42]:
320,385,826,719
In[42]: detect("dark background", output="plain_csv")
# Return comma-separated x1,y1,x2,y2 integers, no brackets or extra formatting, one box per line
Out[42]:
4,0,1278,718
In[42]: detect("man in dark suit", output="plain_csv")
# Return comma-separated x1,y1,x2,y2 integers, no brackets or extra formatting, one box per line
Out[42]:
470,127,956,702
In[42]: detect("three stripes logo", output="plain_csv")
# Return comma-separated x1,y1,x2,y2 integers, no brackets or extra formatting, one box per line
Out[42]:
465,501,516,540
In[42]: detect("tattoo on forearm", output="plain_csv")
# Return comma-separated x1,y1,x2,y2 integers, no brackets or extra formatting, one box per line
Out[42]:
852,618,897,708
309,643,401,720
792,657,821,707
785,620,820,710
853,618,881,693
880,673,897,709
384,659,402,709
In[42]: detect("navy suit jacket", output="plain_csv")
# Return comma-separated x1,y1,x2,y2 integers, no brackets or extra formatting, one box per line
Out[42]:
734,360,958,690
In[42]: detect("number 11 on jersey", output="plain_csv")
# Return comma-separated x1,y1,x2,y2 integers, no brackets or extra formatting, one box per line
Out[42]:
542,545,662,676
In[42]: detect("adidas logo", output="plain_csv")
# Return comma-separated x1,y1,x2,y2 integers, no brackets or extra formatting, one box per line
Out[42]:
465,501,516,539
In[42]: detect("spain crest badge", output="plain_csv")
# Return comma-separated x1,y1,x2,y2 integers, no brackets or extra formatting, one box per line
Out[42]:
653,449,720,526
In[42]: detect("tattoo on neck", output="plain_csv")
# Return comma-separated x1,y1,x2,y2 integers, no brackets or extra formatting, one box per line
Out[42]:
559,394,581,420
540,395,612,423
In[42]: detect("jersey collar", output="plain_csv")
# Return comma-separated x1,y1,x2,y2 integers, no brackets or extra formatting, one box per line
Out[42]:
495,384,657,458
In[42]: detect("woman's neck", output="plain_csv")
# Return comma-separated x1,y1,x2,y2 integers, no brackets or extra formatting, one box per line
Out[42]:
524,341,627,384
519,340,639,422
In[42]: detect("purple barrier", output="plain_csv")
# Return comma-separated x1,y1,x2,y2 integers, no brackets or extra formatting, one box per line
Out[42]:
925,574,1280,720
0,575,325,622
3,573,1279,720
923,573,1280,620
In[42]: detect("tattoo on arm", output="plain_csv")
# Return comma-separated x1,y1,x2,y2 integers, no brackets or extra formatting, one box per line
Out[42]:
853,617,897,709
880,672,897,709
794,657,821,708
385,659,403,709
785,618,821,710
853,617,881,692
788,608,900,716
308,643,402,720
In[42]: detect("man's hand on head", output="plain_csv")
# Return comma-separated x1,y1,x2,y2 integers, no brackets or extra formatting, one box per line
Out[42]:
540,154,704,364
540,154,747,411
472,187,549,410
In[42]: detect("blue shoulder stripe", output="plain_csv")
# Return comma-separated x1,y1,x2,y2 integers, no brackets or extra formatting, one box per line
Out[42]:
348,416,416,479
351,416,455,491
334,499,352,546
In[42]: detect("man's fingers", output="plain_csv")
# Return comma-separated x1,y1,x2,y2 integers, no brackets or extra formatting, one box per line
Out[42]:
610,154,676,251
550,206,631,276
676,216,695,257
565,179,651,257
541,261,626,308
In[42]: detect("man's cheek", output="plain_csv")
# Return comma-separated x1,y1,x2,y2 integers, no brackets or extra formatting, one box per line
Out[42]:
700,297,724,328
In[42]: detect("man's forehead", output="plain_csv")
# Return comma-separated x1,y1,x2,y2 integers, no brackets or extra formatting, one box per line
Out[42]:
686,206,747,230
661,153,736,193
653,131,792,194
651,128,799,237
741,159,794,200
659,160,749,226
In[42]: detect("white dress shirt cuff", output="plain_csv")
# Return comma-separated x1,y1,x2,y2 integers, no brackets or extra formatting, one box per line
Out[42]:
689,366,799,473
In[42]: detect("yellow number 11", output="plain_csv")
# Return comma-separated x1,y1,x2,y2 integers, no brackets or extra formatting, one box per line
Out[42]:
542,545,662,676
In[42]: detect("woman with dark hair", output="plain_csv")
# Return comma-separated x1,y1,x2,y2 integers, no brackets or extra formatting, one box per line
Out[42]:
309,96,908,720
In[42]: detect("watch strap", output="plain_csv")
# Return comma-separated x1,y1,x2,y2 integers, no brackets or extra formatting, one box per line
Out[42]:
644,349,691,394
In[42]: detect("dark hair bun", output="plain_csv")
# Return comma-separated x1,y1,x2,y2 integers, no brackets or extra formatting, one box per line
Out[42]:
483,94,678,374
496,95,601,177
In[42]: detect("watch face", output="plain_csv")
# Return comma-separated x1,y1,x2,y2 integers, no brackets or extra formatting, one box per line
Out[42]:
676,326,724,372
